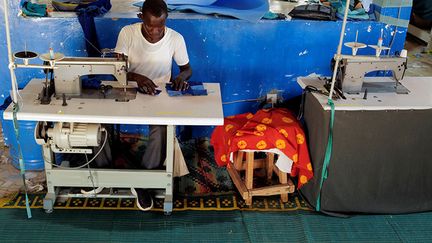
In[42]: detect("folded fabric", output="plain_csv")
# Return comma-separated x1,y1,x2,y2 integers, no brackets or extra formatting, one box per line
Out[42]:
210,108,314,188
169,0,269,22
133,1,176,11
336,7,369,20
133,1,143,9
330,0,369,20
75,0,111,14
21,1,47,17
288,4,336,21
165,81,208,97
134,0,268,22
81,74,117,89
262,11,286,20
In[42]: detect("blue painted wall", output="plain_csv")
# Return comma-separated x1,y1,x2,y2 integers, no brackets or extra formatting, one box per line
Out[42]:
0,2,408,137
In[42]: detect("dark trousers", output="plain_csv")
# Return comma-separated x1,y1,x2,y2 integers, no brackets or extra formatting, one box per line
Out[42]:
141,125,167,169
94,125,167,169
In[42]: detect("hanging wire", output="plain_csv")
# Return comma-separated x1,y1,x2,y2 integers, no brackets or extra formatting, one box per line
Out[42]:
85,153,98,197
222,98,264,105
50,2,104,56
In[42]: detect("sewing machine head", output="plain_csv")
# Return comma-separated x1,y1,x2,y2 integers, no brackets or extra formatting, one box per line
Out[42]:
335,55,408,94
53,57,128,96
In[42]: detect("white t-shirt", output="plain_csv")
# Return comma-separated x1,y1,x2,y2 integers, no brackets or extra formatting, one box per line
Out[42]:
114,23,189,84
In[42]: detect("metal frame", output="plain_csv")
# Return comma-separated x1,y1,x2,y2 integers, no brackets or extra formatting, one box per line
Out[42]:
42,125,175,214
3,80,223,215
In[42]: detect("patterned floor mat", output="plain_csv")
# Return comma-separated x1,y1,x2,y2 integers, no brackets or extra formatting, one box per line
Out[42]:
0,192,311,212
0,137,311,212
176,138,235,195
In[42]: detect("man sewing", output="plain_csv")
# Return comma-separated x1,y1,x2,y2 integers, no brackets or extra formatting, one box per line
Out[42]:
114,0,192,211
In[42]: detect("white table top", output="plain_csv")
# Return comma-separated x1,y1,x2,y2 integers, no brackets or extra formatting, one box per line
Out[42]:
4,79,224,126
297,76,432,111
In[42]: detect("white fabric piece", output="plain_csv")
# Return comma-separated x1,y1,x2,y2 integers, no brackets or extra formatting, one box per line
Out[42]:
229,148,293,173
174,137,189,177
114,23,189,84
162,137,189,177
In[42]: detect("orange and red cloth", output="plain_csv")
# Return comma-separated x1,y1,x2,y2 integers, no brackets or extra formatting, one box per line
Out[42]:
210,108,313,188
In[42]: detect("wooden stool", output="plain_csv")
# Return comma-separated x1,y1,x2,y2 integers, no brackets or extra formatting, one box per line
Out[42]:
227,151,295,206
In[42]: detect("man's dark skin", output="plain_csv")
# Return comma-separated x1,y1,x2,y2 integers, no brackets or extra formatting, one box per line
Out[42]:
123,10,192,95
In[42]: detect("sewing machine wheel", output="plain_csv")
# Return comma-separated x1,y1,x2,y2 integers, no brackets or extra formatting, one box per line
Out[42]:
35,121,50,145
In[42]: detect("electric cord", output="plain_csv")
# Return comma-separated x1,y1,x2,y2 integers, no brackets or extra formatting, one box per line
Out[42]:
222,98,265,105
85,153,97,197
24,178,44,193
297,86,316,120
50,3,104,57
297,84,335,120
386,2,402,56
45,129,108,169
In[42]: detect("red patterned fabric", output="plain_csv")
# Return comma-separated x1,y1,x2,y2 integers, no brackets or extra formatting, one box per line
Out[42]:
210,108,313,188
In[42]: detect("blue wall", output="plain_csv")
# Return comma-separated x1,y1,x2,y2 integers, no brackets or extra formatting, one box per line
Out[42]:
0,2,408,137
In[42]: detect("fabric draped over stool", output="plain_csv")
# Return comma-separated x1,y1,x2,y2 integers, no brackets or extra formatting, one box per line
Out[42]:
211,108,313,188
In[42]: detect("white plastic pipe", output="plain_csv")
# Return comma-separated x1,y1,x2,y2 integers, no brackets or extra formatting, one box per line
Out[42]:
3,0,19,104
328,0,351,100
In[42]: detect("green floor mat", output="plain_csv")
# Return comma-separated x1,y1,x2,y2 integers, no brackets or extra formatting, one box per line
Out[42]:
0,210,249,243
1,209,432,242
241,211,432,242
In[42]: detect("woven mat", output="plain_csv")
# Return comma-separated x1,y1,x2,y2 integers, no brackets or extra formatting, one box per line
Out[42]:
0,192,311,212
0,137,311,211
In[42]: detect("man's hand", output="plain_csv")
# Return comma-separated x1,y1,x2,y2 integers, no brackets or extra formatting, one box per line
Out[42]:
128,72,158,95
171,76,189,91
171,63,192,91
137,76,158,95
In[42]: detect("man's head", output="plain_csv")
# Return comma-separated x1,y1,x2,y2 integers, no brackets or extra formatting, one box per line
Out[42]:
138,0,168,43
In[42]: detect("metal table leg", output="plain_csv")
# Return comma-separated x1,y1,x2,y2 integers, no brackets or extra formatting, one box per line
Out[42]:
163,125,174,215
42,144,57,213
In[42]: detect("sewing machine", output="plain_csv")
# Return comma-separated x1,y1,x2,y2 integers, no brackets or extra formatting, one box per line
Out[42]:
4,77,223,214
335,55,409,94
40,56,136,104
2,44,224,215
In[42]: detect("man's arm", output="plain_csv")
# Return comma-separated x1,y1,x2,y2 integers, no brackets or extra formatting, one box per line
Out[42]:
172,63,192,91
